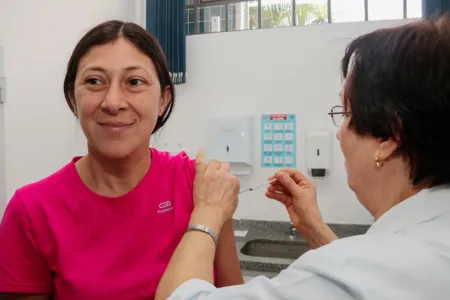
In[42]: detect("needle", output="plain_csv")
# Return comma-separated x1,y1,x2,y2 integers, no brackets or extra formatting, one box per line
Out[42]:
239,178,277,195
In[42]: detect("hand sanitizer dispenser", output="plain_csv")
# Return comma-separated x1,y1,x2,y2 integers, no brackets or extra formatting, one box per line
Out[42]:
206,116,254,175
306,130,332,177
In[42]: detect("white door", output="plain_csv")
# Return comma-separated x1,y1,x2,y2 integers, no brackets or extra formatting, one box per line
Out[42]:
0,46,6,217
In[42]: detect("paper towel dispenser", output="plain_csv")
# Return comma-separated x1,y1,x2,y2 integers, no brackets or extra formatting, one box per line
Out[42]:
205,116,254,175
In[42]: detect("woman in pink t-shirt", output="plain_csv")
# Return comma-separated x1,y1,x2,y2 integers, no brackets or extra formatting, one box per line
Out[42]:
0,20,243,299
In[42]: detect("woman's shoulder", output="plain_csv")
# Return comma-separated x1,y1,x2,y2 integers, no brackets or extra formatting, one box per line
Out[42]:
151,148,195,184
151,148,194,164
15,158,79,207
150,148,196,212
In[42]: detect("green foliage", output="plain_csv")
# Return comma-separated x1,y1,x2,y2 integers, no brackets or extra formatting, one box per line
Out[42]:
249,2,328,28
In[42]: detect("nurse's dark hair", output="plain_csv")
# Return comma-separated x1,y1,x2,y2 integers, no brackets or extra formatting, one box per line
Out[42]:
63,20,174,134
341,13,450,187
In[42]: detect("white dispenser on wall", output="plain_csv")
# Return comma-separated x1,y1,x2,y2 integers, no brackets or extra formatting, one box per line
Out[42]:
205,116,254,175
306,130,332,177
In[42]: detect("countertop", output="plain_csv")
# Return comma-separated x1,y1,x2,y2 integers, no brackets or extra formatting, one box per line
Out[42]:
233,219,370,275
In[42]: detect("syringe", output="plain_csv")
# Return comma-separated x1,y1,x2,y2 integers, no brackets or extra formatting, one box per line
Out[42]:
239,178,277,195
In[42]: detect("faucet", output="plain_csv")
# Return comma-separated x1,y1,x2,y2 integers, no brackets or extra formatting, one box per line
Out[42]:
289,221,296,236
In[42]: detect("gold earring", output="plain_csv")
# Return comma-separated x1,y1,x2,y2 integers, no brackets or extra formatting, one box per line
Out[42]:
375,156,385,167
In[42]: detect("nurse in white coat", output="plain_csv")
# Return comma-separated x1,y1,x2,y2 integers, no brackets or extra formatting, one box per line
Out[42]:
155,15,450,300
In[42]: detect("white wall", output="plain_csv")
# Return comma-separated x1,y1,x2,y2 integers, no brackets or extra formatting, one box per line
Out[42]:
0,0,146,213
0,46,6,215
0,0,412,224
153,18,413,225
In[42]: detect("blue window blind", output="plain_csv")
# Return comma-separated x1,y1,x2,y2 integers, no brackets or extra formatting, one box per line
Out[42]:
423,0,450,17
146,0,187,84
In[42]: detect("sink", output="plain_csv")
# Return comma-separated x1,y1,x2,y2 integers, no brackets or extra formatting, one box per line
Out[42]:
240,239,310,260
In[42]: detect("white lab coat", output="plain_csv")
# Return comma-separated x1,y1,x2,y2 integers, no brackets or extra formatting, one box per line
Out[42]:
169,186,450,300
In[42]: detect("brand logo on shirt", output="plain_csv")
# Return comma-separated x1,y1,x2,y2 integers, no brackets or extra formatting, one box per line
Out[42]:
157,201,174,214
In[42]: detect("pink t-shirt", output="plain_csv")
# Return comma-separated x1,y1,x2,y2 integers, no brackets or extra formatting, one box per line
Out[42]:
0,148,210,299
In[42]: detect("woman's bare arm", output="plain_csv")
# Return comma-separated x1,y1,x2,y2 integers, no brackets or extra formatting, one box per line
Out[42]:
214,219,244,287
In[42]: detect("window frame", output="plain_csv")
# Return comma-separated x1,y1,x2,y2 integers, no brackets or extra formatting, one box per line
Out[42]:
186,0,418,35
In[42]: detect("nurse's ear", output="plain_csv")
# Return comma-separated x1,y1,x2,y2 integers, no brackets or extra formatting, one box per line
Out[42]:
377,135,400,164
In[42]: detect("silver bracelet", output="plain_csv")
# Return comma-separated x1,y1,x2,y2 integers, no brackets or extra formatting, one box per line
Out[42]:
185,224,218,247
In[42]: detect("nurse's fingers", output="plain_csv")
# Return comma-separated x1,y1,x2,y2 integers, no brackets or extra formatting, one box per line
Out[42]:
219,162,230,172
269,168,310,186
275,172,301,196
206,159,221,172
267,183,289,195
195,151,207,173
265,190,291,206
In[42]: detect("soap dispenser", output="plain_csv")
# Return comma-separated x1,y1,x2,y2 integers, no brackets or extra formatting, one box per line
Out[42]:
305,130,332,177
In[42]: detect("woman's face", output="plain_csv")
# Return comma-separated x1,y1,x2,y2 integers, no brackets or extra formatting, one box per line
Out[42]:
337,85,393,207
337,81,403,217
337,105,377,194
72,38,170,159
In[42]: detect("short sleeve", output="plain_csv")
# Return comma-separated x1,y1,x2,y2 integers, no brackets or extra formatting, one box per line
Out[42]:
182,153,196,191
0,192,52,294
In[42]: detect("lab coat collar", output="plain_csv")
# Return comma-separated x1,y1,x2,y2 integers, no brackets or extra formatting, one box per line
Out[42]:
366,185,450,234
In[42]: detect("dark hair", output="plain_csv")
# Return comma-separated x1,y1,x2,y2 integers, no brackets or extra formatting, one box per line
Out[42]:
63,20,174,134
341,14,450,187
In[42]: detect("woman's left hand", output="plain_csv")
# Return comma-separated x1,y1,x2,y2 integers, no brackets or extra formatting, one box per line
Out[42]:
192,151,240,229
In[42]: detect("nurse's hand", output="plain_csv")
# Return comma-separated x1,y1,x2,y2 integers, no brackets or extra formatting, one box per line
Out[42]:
266,169,320,230
191,151,240,233
266,169,338,248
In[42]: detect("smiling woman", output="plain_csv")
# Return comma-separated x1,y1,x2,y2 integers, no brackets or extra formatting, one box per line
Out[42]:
68,36,171,160
0,20,243,300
